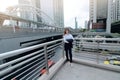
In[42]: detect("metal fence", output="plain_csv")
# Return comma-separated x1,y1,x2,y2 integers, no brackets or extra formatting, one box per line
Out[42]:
0,39,63,80
75,38,120,52
0,38,120,80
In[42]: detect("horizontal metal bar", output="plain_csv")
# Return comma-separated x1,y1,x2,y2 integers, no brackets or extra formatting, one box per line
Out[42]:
21,49,56,80
20,62,45,80
0,39,62,60
0,49,44,70
1,46,57,79
0,50,46,77
47,42,61,50
20,38,44,46
32,70,42,80
16,60,45,80
13,50,54,79
75,38,120,41
1,56,45,80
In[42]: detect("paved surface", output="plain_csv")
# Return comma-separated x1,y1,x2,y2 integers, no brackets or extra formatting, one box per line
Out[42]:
73,51,107,63
51,62,120,80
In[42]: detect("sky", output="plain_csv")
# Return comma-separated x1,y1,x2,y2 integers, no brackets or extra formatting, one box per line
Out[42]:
0,0,89,28
0,0,18,12
64,0,89,28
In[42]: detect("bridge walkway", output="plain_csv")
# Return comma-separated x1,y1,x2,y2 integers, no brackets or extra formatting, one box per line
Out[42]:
51,60,120,80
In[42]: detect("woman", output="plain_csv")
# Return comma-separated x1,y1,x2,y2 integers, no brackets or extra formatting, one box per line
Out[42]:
63,28,74,63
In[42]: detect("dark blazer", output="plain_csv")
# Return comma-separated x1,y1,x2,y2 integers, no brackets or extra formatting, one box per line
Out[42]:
64,39,73,50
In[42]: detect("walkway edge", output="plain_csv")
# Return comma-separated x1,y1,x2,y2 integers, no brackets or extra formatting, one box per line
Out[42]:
38,58,66,80
73,58,120,73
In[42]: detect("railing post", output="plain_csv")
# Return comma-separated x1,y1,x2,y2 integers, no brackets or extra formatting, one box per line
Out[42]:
0,60,3,65
80,38,83,51
44,45,49,74
96,40,100,63
62,41,65,58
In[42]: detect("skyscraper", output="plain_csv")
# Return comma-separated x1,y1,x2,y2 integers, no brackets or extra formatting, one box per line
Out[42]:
18,0,64,28
18,0,35,28
53,0,64,27
89,0,108,32
31,0,41,22
111,0,120,22
111,0,120,33
40,0,64,27
18,0,32,20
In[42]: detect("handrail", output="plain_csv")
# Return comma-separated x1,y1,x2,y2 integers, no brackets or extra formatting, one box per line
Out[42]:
75,38,120,42
0,39,63,80
0,39,62,60
1,37,120,80
75,38,120,51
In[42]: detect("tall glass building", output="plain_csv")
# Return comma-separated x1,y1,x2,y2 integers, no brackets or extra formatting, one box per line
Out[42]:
18,0,64,28
40,0,64,27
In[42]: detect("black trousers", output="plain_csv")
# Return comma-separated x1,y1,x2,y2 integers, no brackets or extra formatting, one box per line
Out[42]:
65,48,72,62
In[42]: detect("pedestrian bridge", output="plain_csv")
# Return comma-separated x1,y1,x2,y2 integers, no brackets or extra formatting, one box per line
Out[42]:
0,38,120,80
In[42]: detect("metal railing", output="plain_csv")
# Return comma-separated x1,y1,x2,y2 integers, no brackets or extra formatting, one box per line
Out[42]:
75,38,120,51
38,38,120,80
0,37,120,80
0,39,63,80
74,38,120,64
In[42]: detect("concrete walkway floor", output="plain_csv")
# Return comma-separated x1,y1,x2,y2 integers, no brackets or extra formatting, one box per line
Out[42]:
51,62,120,80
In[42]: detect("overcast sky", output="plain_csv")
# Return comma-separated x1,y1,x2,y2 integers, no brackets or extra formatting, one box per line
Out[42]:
0,0,17,11
64,0,89,28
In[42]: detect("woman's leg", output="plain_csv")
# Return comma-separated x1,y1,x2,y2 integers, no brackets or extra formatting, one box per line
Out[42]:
69,48,72,62
65,49,69,61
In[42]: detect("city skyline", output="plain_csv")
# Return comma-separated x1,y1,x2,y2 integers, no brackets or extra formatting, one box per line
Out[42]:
0,0,89,28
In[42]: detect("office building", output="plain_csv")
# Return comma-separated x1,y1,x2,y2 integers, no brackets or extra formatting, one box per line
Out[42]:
40,0,64,27
111,0,120,33
18,0,64,28
89,0,108,32
90,0,120,33
85,21,88,30
111,0,120,22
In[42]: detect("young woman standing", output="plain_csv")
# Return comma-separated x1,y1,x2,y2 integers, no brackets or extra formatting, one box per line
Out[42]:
63,28,74,63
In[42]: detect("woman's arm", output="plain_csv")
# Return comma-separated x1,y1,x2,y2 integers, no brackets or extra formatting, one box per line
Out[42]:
63,35,69,43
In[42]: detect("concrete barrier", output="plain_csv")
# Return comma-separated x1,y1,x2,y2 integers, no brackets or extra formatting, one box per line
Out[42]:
38,58,66,80
73,58,120,73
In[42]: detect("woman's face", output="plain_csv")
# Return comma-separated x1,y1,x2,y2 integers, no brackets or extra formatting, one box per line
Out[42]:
66,30,69,34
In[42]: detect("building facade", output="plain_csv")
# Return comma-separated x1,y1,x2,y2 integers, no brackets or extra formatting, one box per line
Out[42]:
53,0,64,27
111,0,120,33
111,0,120,23
90,0,120,33
18,0,64,28
40,0,64,27
89,0,108,32
85,21,88,30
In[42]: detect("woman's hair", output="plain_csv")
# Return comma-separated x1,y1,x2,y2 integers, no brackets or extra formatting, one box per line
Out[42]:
64,28,70,35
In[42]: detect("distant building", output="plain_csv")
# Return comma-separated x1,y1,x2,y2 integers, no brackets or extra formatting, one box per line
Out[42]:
31,0,41,22
85,21,88,30
75,17,78,29
89,0,108,32
18,0,64,28
40,0,64,27
111,0,120,23
89,0,120,33
111,0,120,33
18,0,35,28
18,0,34,20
